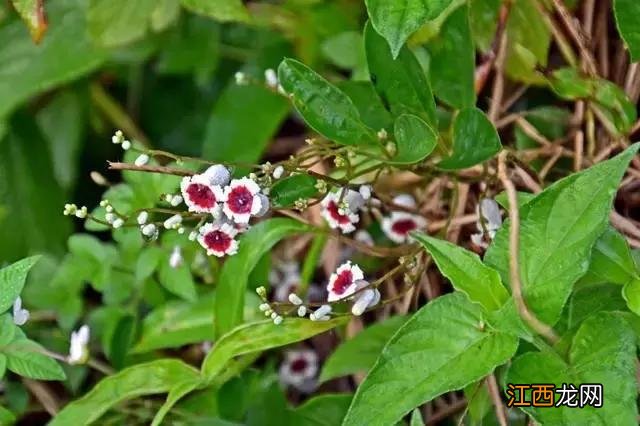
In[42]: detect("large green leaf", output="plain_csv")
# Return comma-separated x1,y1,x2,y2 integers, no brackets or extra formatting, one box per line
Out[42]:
469,0,500,52
214,218,308,338
49,359,201,426
365,0,454,58
580,227,639,286
425,4,475,109
204,318,347,380
3,338,65,381
270,174,319,208
485,144,640,326
320,316,407,383
413,233,508,311
338,81,393,131
364,22,436,125
202,84,288,169
277,58,376,147
291,394,353,426
180,0,249,23
614,0,640,62
0,0,107,118
88,0,156,47
389,114,437,164
343,293,518,425
0,256,39,313
438,108,501,169
506,313,637,424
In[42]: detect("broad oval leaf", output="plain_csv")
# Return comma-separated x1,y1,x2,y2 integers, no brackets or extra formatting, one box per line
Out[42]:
364,22,437,125
277,58,376,146
0,256,40,313
579,227,639,286
622,279,640,316
390,114,437,164
292,394,353,426
438,108,501,170
270,174,319,208
158,254,197,302
88,0,156,47
614,0,640,62
506,313,637,425
365,0,454,58
425,4,475,109
320,316,407,383
214,218,309,338
4,338,65,381
343,293,518,425
204,318,347,380
485,144,640,326
338,81,393,131
413,233,509,311
49,359,201,426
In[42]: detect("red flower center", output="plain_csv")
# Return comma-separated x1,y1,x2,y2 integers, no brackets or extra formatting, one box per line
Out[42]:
290,358,308,373
203,230,232,253
327,201,351,224
391,219,418,235
186,183,216,208
227,186,253,214
331,270,353,295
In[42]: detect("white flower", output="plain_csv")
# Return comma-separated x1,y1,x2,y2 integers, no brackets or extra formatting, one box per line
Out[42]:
392,193,416,209
169,246,183,269
221,177,263,223
134,154,149,166
272,165,284,179
471,198,503,248
112,130,124,144
265,68,279,89
181,174,224,215
326,262,364,301
359,185,372,200
137,211,148,225
234,71,247,85
203,164,231,187
63,203,77,216
279,349,318,392
273,315,283,325
377,128,388,140
68,325,90,365
163,214,182,230
141,223,157,237
320,191,361,234
381,211,427,244
351,286,380,316
75,206,88,219
12,297,29,326
198,221,239,257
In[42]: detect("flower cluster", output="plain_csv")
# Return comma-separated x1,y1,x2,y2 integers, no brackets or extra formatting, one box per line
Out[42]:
320,187,368,234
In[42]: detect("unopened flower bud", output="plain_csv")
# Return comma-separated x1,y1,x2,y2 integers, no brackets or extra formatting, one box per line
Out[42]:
288,293,303,305
134,154,149,166
121,140,131,150
137,211,148,225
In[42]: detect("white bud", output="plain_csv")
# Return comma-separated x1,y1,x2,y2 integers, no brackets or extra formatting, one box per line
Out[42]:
75,206,88,219
351,289,375,316
163,214,182,229
170,195,183,207
169,246,183,269
99,200,109,207
141,223,157,237
137,211,148,225
270,312,278,320
234,71,247,85
121,140,131,150
203,164,231,186
134,154,149,167
265,68,278,89
177,227,185,234
273,315,283,325
377,128,388,140
112,218,124,229
105,205,114,213
313,304,332,319
359,185,372,200
105,212,115,223
288,293,303,305
297,305,307,317
112,130,124,144
259,303,270,311
272,165,284,179
393,193,416,209
188,231,198,241
255,193,270,217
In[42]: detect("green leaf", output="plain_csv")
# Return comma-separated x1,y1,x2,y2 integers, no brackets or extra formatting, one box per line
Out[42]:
150,0,180,32
364,22,437,125
180,0,249,23
215,218,308,338
158,253,197,302
413,233,508,311
485,144,640,325
556,283,626,335
338,81,393,132
469,0,501,52
504,0,550,84
410,409,424,426
321,31,365,70
343,293,518,425
133,293,216,353
365,0,454,58
4,338,65,381
320,316,407,383
425,4,475,109
204,318,347,380
0,316,16,346
549,67,595,99
49,359,201,426
202,84,288,171
106,314,136,369
277,58,376,146
506,313,637,424
0,405,16,425
389,114,437,164
622,279,640,316
438,108,501,170
135,246,163,283
291,394,352,426
88,0,156,47
0,0,107,118
614,0,640,62
10,0,47,43
0,256,40,313
580,227,639,286
270,174,319,208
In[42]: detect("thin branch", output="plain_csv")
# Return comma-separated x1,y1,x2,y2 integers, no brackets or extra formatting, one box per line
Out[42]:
108,161,194,177
486,374,508,426
497,151,559,345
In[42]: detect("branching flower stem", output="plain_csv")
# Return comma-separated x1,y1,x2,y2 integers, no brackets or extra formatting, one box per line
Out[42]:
497,151,559,345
